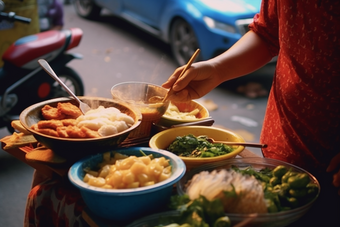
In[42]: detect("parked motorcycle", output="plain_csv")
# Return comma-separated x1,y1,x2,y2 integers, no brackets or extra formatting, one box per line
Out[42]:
0,0,85,132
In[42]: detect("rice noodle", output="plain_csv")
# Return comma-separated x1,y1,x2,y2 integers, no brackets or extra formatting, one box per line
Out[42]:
186,169,268,214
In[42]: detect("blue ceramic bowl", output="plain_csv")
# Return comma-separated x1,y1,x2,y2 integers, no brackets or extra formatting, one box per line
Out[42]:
68,147,186,222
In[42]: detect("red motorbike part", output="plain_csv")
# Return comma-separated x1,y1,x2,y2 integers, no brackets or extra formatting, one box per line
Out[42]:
37,82,51,98
66,27,83,50
2,28,83,67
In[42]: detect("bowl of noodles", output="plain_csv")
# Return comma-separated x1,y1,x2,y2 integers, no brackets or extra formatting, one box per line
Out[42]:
19,97,142,159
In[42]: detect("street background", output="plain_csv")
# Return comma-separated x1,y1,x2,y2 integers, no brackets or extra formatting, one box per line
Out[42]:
0,2,275,226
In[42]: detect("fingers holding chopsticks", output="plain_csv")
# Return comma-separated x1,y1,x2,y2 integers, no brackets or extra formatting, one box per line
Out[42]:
162,61,222,102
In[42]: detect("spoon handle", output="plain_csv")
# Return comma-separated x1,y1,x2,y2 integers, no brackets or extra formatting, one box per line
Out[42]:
38,59,81,103
171,117,215,127
214,141,268,148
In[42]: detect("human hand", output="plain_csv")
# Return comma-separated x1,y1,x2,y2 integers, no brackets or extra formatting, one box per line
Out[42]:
327,153,340,195
162,61,222,102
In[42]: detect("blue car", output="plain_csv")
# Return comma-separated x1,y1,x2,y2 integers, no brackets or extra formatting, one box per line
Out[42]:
73,0,261,66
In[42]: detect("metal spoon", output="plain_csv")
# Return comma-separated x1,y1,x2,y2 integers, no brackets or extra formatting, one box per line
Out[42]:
206,137,267,148
38,59,91,115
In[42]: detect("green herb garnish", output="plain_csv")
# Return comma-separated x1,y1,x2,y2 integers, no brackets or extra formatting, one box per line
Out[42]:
167,134,235,158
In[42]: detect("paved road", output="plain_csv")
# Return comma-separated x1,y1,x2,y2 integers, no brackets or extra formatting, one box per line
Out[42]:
0,3,275,226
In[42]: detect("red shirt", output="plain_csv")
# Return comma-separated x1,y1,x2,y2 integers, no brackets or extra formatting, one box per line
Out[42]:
249,0,340,173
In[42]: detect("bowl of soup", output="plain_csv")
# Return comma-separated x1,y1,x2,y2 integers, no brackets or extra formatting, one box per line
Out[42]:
111,81,170,140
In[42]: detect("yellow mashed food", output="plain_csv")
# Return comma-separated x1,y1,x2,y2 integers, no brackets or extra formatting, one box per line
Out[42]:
83,151,172,189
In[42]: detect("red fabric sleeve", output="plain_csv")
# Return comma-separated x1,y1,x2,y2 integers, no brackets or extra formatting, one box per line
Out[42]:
249,0,280,57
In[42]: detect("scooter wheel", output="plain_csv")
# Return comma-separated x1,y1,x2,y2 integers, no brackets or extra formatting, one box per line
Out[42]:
73,0,102,20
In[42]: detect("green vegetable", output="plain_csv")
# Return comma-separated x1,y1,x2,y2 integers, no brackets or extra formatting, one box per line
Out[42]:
168,195,228,227
233,166,271,183
287,197,299,208
306,183,319,197
272,165,288,178
167,134,234,158
270,176,281,187
281,171,297,183
287,173,310,189
289,188,307,198
231,165,319,213
277,183,290,198
214,216,231,227
265,198,279,213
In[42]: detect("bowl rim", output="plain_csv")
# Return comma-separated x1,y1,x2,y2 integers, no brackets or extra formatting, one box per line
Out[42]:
177,157,321,218
19,96,142,141
149,126,245,161
110,81,170,110
110,81,165,89
126,210,181,227
68,147,186,195
161,100,210,122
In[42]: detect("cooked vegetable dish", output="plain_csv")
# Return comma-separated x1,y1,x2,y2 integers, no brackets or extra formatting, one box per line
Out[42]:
167,134,235,158
158,165,319,226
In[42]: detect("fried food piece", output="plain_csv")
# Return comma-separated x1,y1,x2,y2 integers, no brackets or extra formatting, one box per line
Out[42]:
65,125,87,138
37,120,64,129
58,102,83,119
34,128,59,137
81,126,100,138
61,119,77,126
56,126,69,138
41,105,65,120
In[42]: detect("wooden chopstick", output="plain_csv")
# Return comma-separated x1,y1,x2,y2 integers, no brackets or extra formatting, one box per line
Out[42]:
162,49,200,102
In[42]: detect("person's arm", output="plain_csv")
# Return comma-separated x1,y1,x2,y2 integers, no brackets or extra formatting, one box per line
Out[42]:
162,31,273,102
211,30,273,81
